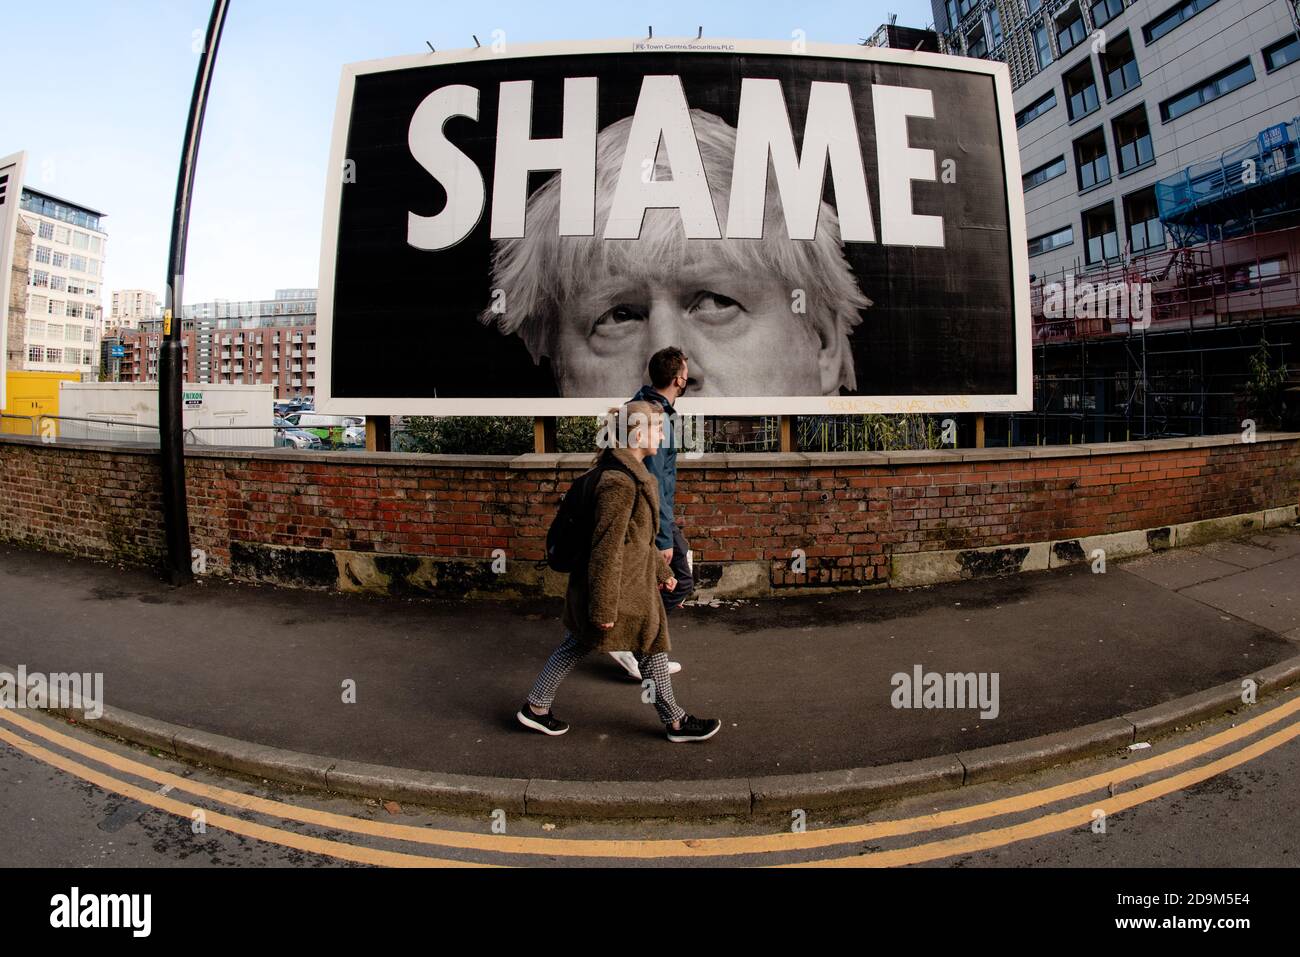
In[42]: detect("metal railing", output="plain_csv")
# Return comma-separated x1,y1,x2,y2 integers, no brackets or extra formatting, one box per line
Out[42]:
1030,223,1300,339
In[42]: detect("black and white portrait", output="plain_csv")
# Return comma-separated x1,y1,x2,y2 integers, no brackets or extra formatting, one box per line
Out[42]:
321,41,1027,412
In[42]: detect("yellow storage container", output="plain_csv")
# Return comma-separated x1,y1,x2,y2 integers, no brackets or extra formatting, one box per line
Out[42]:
1,370,83,437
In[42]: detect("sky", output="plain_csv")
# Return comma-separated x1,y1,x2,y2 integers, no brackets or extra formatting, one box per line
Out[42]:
0,0,936,306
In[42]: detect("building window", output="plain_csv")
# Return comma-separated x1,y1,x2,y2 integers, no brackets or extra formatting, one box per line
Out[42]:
49,300,65,317
50,276,67,292
989,7,1003,48
54,226,70,244
1227,256,1288,290
83,327,94,342
1159,59,1255,122
72,232,89,251
1263,35,1300,73
1124,187,1165,252
28,346,43,363
1090,0,1124,28
47,324,64,340
967,24,988,59
1024,156,1068,190
45,348,62,364
1033,24,1054,69
1100,32,1141,99
1074,128,1112,190
1143,0,1220,45
31,270,49,288
64,323,81,341
1027,0,1043,10
1083,202,1120,265
946,0,958,28
1056,5,1087,55
65,348,80,365
28,319,46,338
1064,59,1101,120
1029,226,1074,257
1016,91,1057,130
958,0,978,16
51,251,66,268
38,221,54,240
1113,106,1155,173
34,246,51,264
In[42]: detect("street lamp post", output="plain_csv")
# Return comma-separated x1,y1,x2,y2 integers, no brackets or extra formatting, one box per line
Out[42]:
160,0,231,586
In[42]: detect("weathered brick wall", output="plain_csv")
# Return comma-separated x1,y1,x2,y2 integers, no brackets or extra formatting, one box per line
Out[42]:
1,434,1297,590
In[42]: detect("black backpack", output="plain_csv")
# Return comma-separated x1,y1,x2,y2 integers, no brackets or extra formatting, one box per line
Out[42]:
545,453,640,573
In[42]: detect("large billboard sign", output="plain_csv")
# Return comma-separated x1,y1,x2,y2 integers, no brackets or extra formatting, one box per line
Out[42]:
317,39,1031,415
0,151,29,406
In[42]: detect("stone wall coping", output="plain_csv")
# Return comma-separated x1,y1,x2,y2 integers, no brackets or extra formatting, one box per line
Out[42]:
1,430,1296,470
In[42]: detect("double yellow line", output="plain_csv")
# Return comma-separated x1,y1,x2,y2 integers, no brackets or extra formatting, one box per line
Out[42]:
2,695,1297,867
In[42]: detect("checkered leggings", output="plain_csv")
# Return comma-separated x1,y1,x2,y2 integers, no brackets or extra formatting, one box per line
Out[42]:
527,631,686,725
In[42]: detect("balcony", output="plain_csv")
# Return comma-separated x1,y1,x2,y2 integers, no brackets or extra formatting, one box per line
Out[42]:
1155,115,1300,229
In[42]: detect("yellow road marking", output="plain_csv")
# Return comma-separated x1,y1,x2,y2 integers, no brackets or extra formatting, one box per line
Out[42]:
0,726,487,868
790,719,1300,867
2,693,1297,860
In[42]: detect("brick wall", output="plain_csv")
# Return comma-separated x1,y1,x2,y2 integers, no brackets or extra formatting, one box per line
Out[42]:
1,434,1297,591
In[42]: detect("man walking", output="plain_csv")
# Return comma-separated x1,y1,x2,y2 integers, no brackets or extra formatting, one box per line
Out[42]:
609,346,694,681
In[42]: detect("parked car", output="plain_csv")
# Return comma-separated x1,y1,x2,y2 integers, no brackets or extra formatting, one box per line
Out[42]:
344,422,366,448
274,416,323,450
284,412,362,448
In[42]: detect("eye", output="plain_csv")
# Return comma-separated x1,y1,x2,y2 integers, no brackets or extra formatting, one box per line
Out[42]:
592,304,645,333
688,291,744,323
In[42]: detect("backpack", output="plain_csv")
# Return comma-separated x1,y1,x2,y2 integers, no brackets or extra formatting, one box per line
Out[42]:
545,454,640,573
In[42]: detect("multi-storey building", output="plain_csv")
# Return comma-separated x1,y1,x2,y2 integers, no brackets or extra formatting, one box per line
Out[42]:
118,289,318,400
15,187,107,379
109,289,158,329
930,0,1300,281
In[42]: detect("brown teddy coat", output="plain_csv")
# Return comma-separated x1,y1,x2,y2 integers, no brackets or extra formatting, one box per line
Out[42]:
562,447,673,656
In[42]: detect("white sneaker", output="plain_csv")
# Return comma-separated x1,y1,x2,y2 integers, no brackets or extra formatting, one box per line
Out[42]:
608,651,682,679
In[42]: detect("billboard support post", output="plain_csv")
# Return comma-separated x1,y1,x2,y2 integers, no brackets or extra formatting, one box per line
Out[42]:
534,417,557,454
159,0,230,587
779,416,795,453
975,413,986,449
365,416,391,452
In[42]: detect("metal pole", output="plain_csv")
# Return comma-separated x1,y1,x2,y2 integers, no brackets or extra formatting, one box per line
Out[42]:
160,0,231,586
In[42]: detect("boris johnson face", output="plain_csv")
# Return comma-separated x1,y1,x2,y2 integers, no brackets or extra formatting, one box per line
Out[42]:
554,245,828,398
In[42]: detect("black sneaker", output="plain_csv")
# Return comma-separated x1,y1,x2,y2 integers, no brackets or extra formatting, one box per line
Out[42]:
517,703,569,736
666,714,721,743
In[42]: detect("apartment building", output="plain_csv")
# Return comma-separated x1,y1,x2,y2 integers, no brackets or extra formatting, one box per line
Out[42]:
109,289,158,329
931,0,1300,280
15,187,107,378
118,289,318,399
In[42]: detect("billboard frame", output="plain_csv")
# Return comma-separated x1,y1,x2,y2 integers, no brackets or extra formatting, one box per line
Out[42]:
0,151,29,408
315,38,1032,417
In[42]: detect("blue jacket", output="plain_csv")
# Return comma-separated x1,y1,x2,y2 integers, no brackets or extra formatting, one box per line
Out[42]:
630,384,676,551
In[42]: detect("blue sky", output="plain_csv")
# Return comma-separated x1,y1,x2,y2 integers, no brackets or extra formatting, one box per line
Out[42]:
0,0,935,304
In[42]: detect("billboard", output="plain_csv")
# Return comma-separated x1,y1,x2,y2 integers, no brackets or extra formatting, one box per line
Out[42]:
317,39,1031,415
0,151,29,407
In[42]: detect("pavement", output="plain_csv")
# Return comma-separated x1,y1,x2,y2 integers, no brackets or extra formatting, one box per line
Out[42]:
2,528,1299,815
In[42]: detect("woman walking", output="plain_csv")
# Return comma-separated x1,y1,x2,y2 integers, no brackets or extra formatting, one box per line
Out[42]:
517,401,721,743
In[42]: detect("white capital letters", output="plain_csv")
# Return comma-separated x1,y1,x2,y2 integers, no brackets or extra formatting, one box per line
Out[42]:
604,75,721,240
872,84,944,247
727,79,875,242
490,77,598,238
407,84,485,251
